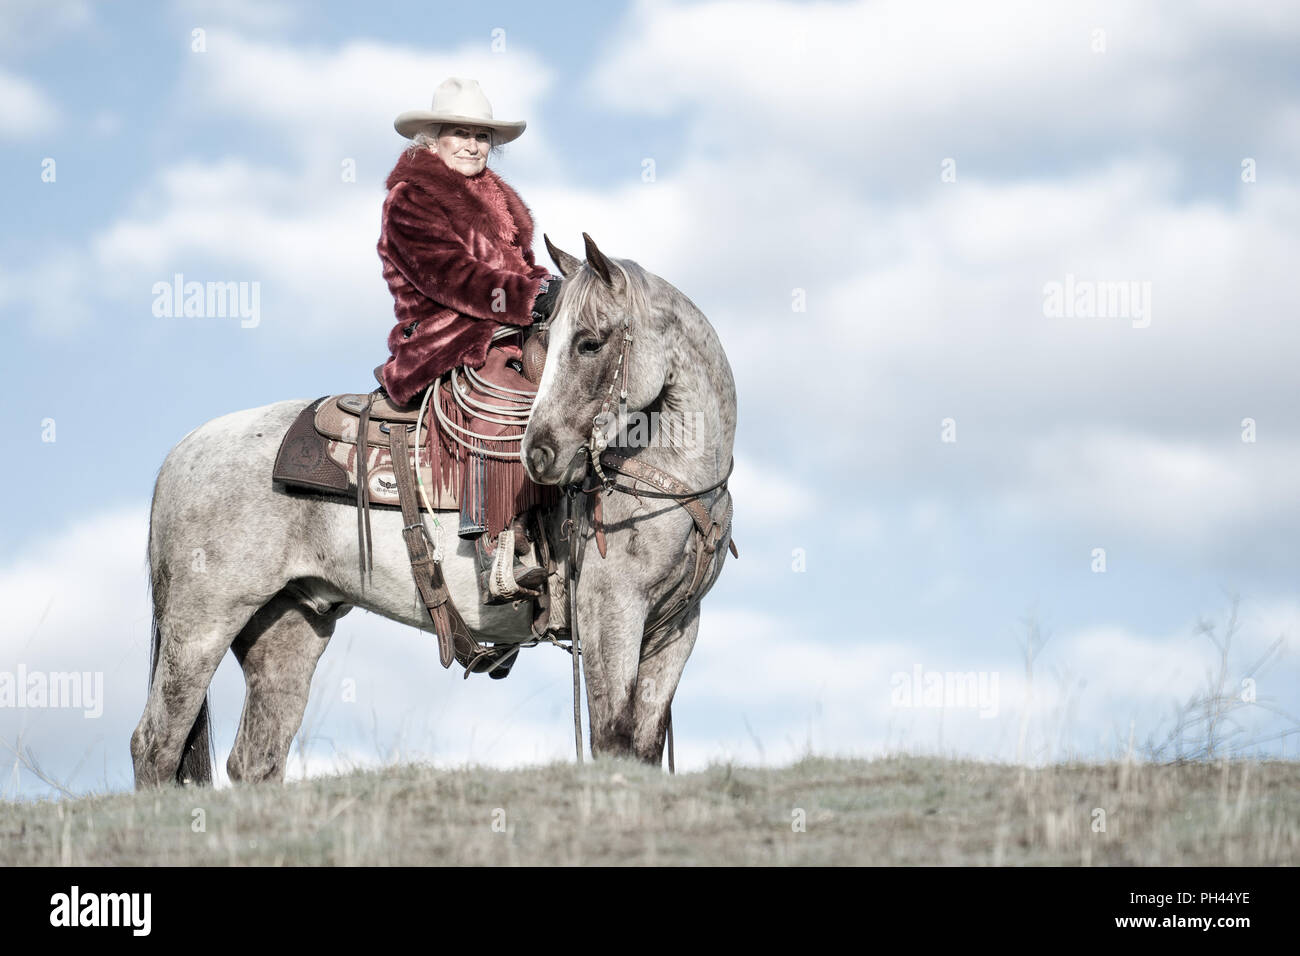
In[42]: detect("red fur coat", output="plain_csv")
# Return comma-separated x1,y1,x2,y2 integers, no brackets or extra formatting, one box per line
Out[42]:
377,147,549,406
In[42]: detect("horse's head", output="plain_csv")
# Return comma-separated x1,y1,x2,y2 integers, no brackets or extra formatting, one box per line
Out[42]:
522,233,668,485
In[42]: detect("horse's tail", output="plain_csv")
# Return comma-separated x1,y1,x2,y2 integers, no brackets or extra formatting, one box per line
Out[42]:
145,497,214,786
178,693,213,786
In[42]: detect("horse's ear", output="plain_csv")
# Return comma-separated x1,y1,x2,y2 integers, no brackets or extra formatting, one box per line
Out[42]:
582,232,617,288
544,233,583,278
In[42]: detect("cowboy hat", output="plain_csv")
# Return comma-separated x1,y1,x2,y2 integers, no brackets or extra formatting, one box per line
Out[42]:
393,77,526,144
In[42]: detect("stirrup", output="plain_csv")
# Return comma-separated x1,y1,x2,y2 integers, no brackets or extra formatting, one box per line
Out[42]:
477,530,545,605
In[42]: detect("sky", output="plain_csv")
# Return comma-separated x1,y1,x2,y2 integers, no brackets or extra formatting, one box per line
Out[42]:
1,0,1298,798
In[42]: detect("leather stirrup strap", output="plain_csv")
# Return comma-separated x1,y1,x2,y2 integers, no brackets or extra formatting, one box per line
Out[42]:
356,393,374,585
388,425,472,669
529,506,553,639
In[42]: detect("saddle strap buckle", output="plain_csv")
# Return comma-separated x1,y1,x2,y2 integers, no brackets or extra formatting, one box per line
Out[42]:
402,519,439,562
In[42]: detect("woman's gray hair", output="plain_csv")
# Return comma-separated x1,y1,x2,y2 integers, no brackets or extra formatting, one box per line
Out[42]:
406,124,505,161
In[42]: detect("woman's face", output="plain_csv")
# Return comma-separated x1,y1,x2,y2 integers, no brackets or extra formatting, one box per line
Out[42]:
432,124,493,176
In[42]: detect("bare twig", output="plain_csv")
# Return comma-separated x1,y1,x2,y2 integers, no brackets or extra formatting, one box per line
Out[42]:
1144,594,1299,761
0,733,77,798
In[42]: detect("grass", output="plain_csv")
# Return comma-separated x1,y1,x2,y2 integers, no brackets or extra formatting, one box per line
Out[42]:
2,755,1297,865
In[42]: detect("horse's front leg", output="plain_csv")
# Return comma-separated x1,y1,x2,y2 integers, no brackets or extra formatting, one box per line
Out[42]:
632,604,700,764
576,566,648,760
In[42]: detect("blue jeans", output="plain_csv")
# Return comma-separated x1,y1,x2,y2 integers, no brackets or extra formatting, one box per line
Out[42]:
458,447,488,538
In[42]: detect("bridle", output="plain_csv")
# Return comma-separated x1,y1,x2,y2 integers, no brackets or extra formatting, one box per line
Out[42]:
580,311,735,501
583,312,633,488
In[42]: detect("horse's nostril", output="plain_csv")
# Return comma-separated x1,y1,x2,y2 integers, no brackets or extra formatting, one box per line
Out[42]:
529,445,554,476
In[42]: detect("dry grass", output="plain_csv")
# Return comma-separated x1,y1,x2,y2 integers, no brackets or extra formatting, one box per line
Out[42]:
1,755,1296,865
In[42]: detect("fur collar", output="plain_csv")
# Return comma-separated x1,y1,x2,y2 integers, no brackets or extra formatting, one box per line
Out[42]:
385,147,534,249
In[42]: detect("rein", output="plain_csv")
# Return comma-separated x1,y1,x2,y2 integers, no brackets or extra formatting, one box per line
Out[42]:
581,455,736,500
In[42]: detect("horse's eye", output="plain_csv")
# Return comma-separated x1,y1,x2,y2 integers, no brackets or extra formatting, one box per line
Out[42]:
577,338,604,355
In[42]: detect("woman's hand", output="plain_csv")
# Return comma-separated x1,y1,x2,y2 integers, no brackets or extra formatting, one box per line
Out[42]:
530,275,563,322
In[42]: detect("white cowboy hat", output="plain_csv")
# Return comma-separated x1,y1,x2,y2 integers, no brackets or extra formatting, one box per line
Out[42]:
393,77,526,144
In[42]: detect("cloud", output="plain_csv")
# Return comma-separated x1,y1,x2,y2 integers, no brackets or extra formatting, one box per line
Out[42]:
183,30,557,168
0,69,59,139
1056,623,1215,702
997,427,1300,555
172,0,304,32
13,30,560,342
0,0,91,53
727,454,813,521
0,507,153,797
3,247,97,336
88,157,386,332
590,0,1300,176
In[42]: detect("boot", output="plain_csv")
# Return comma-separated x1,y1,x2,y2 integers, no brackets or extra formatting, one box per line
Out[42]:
465,642,522,680
509,514,550,596
473,527,546,606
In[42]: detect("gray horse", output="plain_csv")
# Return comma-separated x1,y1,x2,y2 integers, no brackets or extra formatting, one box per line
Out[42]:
130,234,736,787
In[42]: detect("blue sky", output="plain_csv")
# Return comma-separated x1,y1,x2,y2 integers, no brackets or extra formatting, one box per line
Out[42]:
2,0,1299,797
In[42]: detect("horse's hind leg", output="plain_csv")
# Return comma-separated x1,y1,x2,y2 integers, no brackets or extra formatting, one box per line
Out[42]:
227,587,348,784
132,599,258,789
632,605,701,764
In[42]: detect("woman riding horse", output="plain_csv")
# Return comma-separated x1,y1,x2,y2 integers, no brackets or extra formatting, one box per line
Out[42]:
378,77,561,608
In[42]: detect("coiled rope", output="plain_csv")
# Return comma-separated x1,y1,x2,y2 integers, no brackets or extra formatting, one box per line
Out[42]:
429,326,538,461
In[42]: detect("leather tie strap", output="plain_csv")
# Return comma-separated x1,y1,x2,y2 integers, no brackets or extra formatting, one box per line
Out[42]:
388,424,472,670
356,393,375,585
593,492,608,558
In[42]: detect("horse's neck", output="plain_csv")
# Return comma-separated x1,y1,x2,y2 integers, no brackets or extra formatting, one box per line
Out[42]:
634,304,736,489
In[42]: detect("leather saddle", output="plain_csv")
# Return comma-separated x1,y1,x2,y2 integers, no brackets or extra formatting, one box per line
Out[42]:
272,388,456,510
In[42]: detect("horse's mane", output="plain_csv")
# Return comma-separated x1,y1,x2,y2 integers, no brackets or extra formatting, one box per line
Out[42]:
562,257,655,340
